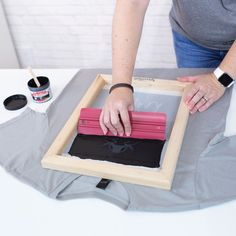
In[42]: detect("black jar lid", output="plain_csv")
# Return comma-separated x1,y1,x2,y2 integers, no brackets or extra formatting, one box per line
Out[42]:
3,94,27,111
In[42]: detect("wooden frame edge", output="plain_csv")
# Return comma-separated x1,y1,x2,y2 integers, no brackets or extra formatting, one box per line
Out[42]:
42,74,190,190
43,74,106,157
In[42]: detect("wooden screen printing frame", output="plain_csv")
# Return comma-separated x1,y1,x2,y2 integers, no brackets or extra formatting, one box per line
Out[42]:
41,74,190,190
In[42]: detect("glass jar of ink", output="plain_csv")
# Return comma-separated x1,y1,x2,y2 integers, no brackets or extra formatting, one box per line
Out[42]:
28,76,52,103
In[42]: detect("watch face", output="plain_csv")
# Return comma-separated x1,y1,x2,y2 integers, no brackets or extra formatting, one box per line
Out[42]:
219,73,234,87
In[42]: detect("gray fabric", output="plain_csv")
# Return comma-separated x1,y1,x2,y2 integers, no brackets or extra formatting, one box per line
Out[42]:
0,68,235,212
169,0,236,50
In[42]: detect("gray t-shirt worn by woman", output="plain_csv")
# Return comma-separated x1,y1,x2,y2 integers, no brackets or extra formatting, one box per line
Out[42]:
170,0,236,50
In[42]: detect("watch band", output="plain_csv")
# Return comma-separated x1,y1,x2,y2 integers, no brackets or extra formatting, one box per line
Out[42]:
213,67,235,88
213,67,224,79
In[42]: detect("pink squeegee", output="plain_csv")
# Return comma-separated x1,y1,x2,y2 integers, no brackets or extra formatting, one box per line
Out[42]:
78,108,166,140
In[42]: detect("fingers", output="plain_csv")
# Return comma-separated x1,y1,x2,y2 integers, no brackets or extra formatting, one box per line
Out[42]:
180,73,225,114
100,88,134,136
187,89,205,110
190,97,207,114
99,110,108,135
184,86,199,104
184,83,210,114
198,99,214,112
102,109,118,136
110,110,124,136
101,108,131,136
119,108,131,136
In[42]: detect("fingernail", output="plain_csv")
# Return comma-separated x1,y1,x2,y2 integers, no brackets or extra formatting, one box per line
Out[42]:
119,132,124,136
126,132,131,137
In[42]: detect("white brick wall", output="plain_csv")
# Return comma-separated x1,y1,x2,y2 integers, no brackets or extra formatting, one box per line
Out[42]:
2,0,176,68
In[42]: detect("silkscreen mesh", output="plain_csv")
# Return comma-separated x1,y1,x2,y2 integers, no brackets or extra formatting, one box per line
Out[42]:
67,89,180,168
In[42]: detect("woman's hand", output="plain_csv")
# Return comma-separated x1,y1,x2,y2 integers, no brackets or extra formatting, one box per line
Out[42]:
177,73,225,114
99,87,134,136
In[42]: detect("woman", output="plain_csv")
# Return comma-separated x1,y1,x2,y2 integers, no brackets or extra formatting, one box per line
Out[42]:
100,0,236,136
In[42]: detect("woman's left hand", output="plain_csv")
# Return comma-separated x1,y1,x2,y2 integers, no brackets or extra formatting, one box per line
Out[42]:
177,73,225,114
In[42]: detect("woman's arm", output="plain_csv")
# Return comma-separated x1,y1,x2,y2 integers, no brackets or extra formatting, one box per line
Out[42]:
112,0,150,85
100,0,150,136
178,41,236,114
220,41,236,77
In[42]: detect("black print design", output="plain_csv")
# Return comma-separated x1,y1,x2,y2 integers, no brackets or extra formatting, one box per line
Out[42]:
103,138,142,154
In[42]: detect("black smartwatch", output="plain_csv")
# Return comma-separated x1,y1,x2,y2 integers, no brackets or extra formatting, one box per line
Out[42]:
213,67,235,88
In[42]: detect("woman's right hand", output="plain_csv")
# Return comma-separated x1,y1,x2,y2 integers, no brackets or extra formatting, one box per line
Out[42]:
99,87,134,137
